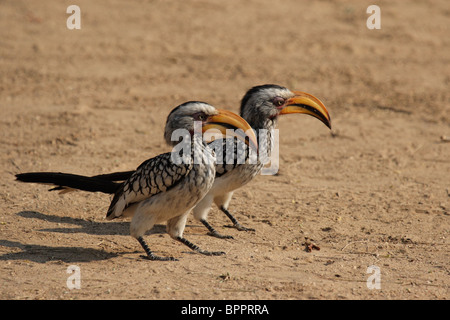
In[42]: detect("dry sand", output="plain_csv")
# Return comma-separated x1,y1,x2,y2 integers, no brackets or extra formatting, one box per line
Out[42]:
0,0,449,300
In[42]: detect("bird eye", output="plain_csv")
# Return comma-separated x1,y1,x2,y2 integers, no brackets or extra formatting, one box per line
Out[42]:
272,97,285,107
194,113,207,121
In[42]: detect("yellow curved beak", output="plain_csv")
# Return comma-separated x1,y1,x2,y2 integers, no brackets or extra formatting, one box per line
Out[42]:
280,91,331,129
202,109,258,151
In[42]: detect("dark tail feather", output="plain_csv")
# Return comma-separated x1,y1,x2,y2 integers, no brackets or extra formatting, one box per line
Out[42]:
15,172,122,194
91,171,135,181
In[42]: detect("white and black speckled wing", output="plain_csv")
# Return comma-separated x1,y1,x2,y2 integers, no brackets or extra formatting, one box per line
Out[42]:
106,152,193,219
209,137,252,177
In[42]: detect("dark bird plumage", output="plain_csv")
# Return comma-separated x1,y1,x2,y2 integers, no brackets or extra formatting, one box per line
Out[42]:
15,172,126,194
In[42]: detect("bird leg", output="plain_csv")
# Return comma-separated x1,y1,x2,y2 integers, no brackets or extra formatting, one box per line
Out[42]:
200,219,234,239
220,206,255,232
175,236,225,256
137,236,178,261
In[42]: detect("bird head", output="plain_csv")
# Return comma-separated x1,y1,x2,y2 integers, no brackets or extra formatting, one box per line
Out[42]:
164,101,257,150
240,84,331,130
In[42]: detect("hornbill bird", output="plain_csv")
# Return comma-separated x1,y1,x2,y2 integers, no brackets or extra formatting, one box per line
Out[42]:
193,84,331,238
16,84,331,239
16,102,257,261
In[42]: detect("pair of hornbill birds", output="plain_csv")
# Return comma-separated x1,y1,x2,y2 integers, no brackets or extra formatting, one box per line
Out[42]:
16,84,331,261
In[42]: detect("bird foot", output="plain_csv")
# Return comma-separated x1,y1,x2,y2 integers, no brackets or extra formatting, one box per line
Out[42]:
220,207,255,232
137,236,178,261
207,231,234,239
176,236,225,256
201,219,234,239
197,250,226,256
225,223,255,232
235,224,255,232
139,254,178,261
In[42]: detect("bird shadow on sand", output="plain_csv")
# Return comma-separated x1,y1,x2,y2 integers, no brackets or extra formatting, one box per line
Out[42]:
0,239,121,263
0,211,169,263
16,210,167,236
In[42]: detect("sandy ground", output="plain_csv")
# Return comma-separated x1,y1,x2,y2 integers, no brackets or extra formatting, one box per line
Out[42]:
0,0,449,300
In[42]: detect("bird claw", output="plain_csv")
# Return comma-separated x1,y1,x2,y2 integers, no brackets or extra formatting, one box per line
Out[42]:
225,223,255,232
207,231,234,239
139,254,178,261
199,250,226,256
235,225,255,232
